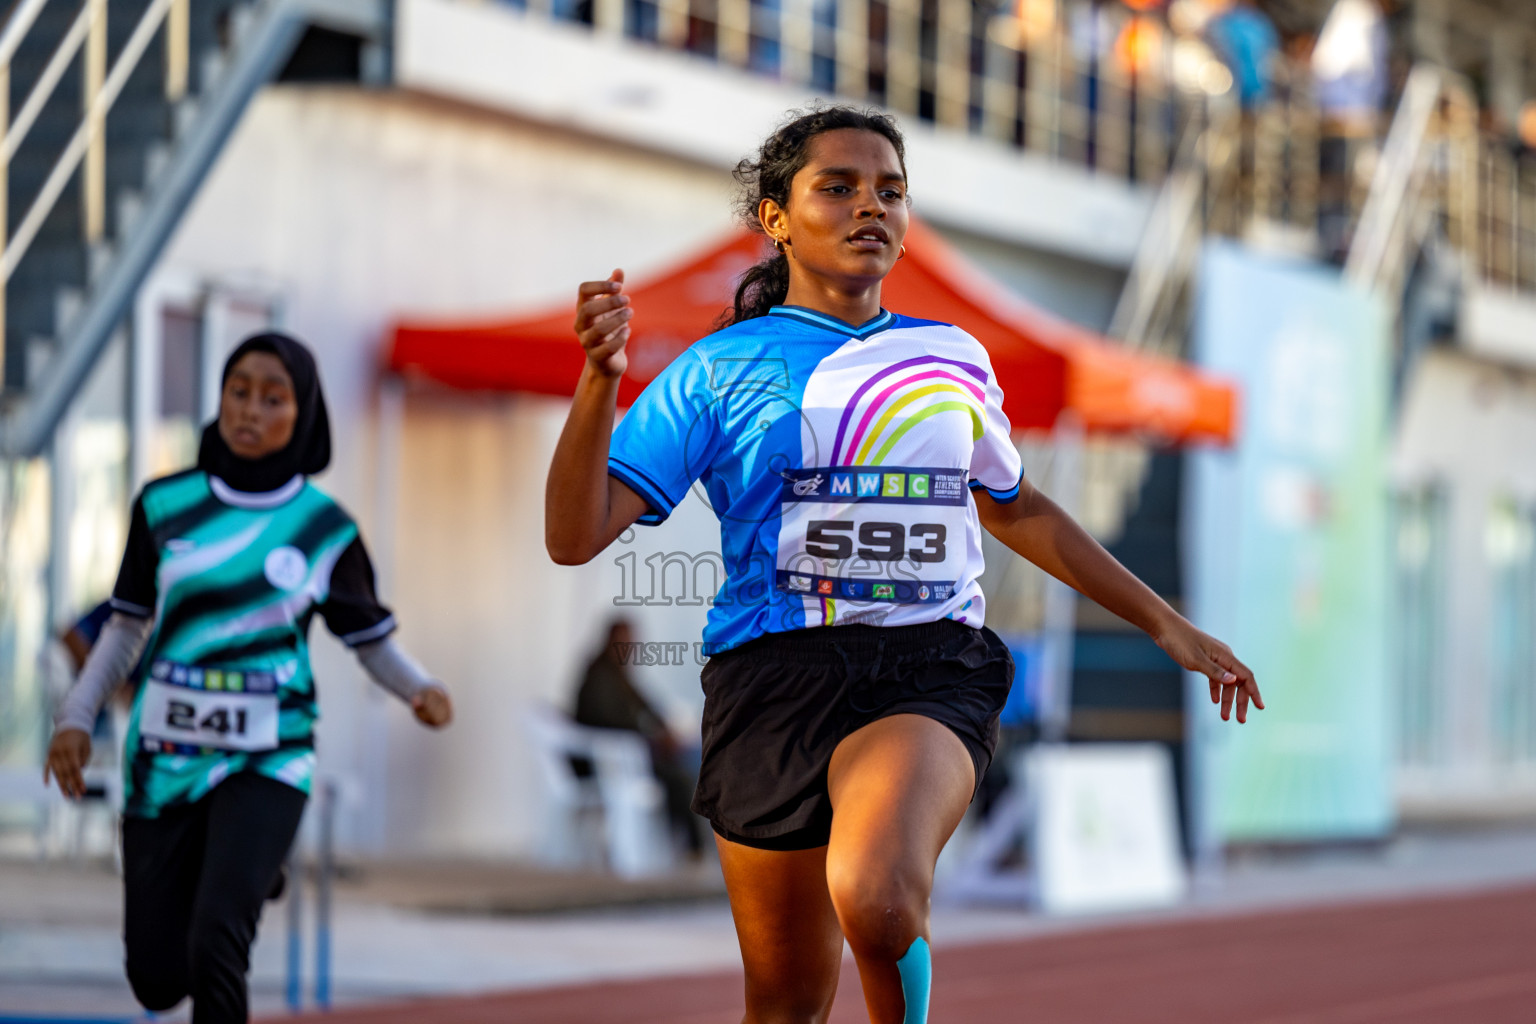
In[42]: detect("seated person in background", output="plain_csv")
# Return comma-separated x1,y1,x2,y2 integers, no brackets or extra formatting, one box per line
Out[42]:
574,619,705,858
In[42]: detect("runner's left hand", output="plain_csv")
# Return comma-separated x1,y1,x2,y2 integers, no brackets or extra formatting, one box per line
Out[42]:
412,686,453,728
1153,619,1263,723
44,728,92,799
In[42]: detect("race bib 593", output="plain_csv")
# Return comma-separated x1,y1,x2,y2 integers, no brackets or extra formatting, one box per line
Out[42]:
774,466,970,604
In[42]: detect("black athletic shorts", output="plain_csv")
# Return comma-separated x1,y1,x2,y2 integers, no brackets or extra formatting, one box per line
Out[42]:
692,618,1014,851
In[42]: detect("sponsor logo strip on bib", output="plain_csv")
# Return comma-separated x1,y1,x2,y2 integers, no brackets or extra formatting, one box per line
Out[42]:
776,570,956,603
780,467,969,505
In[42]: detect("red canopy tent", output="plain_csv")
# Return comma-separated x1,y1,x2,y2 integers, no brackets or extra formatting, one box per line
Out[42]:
389,220,1237,444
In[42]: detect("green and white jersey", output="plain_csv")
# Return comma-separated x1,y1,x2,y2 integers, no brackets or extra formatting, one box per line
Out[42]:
110,470,394,818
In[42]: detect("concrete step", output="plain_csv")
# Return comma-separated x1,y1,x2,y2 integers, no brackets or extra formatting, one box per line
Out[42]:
53,287,84,341
116,189,145,238
86,240,114,287
142,140,171,185
172,96,200,140
200,47,229,94
229,4,258,48
24,334,55,392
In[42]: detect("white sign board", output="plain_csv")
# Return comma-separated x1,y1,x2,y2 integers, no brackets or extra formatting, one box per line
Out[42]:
1029,743,1187,915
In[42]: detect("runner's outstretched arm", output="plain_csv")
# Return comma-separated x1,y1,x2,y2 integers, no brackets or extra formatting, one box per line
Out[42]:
45,612,153,798
546,270,651,565
975,480,1264,723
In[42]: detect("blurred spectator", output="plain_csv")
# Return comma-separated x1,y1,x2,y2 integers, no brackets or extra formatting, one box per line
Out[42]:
1205,0,1280,109
1312,0,1388,128
574,620,706,858
1311,0,1390,262
1283,30,1316,68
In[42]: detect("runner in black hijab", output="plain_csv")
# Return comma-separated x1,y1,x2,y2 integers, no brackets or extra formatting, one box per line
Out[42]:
46,329,453,1024
197,332,332,492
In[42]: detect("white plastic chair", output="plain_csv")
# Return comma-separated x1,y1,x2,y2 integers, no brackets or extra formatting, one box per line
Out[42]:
520,704,674,877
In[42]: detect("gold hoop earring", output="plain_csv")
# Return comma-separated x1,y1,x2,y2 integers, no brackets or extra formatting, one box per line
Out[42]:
774,237,787,255
897,245,906,261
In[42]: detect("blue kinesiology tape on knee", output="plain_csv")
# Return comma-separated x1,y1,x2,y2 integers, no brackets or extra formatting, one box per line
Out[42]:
895,936,932,1024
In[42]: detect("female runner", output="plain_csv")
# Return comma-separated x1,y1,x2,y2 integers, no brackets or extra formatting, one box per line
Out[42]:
546,107,1262,1024
45,332,453,1024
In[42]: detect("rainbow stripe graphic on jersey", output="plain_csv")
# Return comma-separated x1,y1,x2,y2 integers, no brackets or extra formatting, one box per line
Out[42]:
830,356,989,466
607,305,1024,652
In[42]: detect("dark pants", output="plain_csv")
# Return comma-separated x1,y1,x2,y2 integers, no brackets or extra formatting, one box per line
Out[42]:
122,772,306,1024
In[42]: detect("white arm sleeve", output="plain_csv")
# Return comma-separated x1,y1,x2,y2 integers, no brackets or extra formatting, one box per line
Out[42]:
54,613,153,735
354,636,444,704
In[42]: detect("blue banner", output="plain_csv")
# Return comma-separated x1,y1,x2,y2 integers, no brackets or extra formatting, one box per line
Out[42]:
1187,242,1394,844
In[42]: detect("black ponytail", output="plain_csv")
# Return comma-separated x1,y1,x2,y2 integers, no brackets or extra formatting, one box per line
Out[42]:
726,249,792,328
721,105,908,327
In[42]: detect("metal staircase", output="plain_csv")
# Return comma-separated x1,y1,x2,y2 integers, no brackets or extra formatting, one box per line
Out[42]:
0,0,390,458
1344,64,1467,300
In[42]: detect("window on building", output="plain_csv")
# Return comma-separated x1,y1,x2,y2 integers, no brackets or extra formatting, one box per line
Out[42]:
1392,483,1448,767
1487,495,1536,765
151,306,203,476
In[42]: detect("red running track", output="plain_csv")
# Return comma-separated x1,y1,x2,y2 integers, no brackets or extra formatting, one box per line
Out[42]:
282,885,1536,1023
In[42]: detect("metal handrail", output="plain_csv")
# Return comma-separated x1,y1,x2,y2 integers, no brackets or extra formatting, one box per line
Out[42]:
1346,63,1450,295
1108,109,1211,348
4,5,91,163
1107,95,1248,352
0,0,190,372
571,0,1190,189
459,0,1536,303
0,0,50,68
2,0,181,283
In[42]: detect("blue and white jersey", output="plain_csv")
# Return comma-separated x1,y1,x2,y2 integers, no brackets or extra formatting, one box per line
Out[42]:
608,305,1023,653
